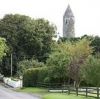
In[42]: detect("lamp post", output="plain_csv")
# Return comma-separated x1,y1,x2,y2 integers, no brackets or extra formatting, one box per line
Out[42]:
11,53,12,77
19,76,23,88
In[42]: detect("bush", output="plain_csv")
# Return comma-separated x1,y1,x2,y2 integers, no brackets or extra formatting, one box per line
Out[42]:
82,56,100,87
23,67,48,87
38,67,48,83
17,59,44,76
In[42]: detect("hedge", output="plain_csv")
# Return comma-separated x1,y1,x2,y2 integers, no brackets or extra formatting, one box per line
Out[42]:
23,67,48,87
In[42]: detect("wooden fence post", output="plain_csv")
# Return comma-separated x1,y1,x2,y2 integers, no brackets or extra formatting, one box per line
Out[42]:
48,83,50,92
62,85,64,93
68,85,70,95
86,87,88,97
97,87,99,99
76,87,78,96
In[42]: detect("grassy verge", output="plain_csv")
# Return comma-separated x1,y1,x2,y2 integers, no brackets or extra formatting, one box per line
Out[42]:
17,87,48,94
43,94,94,99
17,87,95,99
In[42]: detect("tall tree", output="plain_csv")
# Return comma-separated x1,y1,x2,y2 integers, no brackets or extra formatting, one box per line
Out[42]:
0,37,8,73
91,36,100,55
0,37,8,60
50,39,92,86
0,14,56,76
82,56,100,87
46,38,92,85
46,48,70,83
68,38,92,87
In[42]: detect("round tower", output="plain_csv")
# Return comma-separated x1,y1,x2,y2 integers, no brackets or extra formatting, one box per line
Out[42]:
63,5,75,38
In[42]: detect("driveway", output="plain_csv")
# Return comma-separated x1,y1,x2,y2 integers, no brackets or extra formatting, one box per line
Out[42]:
0,84,40,99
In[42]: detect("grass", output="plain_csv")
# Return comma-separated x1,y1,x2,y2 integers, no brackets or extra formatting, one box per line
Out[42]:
17,87,95,99
17,87,48,94
43,94,95,99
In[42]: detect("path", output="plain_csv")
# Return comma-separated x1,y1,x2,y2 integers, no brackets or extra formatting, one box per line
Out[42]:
0,84,40,99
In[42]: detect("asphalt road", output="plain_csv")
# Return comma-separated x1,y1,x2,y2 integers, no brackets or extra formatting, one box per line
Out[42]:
0,84,40,99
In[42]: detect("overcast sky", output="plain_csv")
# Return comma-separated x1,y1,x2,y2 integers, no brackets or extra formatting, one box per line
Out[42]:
0,0,100,37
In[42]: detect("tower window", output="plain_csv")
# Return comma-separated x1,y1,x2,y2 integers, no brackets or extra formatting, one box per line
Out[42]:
65,18,68,24
65,19,67,24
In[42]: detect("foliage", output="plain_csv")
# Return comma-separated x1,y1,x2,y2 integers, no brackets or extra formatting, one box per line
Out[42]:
0,37,8,73
58,37,80,43
23,68,39,87
0,37,8,60
23,67,48,87
18,18,56,62
0,14,56,76
60,35,100,55
17,59,44,76
47,39,92,85
21,38,93,87
91,36,100,54
82,56,100,87
47,38,92,86
67,38,92,87
46,42,70,83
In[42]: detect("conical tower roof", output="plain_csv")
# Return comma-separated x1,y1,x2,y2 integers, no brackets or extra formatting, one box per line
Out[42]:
63,5,74,18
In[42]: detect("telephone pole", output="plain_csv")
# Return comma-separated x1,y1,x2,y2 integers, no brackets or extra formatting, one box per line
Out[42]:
11,53,12,77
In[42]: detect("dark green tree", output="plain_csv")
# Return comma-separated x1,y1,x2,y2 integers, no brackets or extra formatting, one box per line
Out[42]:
0,37,8,74
0,14,56,76
91,36,100,55
82,56,100,86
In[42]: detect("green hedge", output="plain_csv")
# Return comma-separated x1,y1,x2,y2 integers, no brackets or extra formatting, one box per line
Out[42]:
23,67,48,87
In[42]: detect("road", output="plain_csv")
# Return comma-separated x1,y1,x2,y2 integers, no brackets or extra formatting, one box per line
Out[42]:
0,84,40,99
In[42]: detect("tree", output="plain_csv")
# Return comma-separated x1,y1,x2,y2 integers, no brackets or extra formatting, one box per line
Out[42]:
80,35,100,56
46,41,74,83
0,37,8,60
82,56,100,87
46,38,92,85
46,51,70,83
18,18,56,61
58,37,80,43
67,38,92,88
0,14,56,76
91,36,100,55
0,37,8,73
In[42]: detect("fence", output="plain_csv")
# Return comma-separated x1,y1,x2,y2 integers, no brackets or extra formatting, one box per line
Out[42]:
23,82,100,99
48,85,100,99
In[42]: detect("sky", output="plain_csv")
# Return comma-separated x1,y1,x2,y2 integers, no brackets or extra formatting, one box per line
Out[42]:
0,0,100,37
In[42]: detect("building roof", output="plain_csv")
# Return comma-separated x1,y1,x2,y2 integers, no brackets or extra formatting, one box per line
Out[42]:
63,5,74,18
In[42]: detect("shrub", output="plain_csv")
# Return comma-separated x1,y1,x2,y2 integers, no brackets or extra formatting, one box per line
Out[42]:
23,67,48,87
82,56,100,87
17,59,44,76
38,67,48,83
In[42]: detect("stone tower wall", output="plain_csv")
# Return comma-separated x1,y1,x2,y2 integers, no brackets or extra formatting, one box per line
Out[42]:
63,5,75,38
